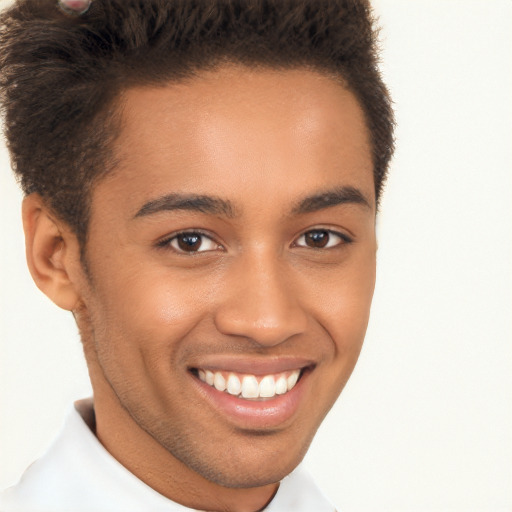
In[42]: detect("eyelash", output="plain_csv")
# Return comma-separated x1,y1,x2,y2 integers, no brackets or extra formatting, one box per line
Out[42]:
156,230,221,254
293,229,352,249
157,228,352,255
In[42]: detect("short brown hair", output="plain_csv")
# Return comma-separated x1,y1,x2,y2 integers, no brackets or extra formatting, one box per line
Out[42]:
0,0,394,247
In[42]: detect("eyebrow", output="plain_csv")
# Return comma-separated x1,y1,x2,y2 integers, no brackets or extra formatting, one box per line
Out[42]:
134,185,371,220
134,193,236,218
291,186,372,215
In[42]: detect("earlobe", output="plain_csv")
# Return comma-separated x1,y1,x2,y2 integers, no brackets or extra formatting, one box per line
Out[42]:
22,194,83,311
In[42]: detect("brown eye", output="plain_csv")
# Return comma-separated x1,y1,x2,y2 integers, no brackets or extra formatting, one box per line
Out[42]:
295,229,350,249
177,233,201,251
305,230,330,248
168,232,219,253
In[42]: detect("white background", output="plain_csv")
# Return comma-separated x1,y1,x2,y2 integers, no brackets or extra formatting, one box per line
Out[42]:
1,1,511,510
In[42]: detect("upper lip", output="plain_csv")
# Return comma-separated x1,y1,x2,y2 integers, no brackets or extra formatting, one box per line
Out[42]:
189,356,315,375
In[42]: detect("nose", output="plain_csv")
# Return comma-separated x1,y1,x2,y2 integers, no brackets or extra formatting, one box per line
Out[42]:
213,253,308,347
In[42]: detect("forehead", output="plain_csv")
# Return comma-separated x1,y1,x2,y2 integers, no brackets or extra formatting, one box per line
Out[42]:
103,65,374,215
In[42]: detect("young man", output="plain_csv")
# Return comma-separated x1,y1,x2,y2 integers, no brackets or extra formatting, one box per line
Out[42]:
0,0,394,510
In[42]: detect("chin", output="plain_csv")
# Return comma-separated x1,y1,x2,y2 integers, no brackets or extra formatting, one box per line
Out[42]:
170,431,314,489
198,460,302,489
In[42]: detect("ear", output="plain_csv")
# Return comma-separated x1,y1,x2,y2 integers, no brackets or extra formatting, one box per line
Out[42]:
22,194,83,311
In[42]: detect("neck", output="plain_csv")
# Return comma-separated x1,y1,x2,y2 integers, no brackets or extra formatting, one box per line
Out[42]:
88,373,278,512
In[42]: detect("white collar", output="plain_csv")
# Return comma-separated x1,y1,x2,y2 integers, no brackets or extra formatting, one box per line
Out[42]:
1,400,335,511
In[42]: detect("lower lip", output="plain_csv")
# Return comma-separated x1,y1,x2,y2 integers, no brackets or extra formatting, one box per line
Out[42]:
191,370,309,430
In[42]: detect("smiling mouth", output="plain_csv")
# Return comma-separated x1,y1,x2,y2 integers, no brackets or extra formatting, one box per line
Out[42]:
191,368,303,400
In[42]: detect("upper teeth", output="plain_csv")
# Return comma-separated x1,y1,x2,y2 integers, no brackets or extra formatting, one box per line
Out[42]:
197,369,301,399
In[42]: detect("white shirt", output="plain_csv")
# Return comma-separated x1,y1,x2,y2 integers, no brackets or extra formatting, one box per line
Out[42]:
1,401,335,511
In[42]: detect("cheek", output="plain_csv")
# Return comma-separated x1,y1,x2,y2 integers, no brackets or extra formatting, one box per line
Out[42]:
86,265,215,365
83,269,217,411
291,251,376,424
313,250,376,356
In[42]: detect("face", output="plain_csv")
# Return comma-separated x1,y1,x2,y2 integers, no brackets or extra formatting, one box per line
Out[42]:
75,66,376,489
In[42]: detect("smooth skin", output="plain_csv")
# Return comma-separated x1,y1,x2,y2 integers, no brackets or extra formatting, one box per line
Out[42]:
23,65,377,512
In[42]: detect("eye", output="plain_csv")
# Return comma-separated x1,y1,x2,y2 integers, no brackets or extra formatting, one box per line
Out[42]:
161,231,220,254
295,229,351,249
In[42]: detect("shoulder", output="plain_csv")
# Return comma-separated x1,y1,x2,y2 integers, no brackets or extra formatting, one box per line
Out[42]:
0,402,104,511
0,401,188,512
